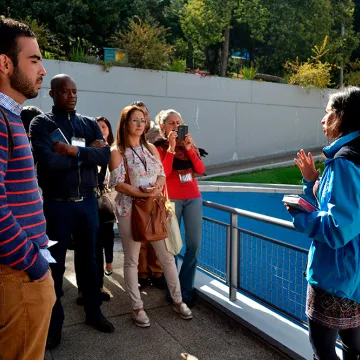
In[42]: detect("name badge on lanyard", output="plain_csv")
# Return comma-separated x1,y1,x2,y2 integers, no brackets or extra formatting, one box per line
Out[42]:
179,171,193,183
71,137,86,147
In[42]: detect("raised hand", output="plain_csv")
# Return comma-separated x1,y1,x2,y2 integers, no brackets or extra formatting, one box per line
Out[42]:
167,130,177,152
184,133,195,151
294,149,320,182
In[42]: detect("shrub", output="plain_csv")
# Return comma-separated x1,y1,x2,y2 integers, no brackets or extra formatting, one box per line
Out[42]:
288,62,332,89
23,17,65,59
345,60,360,86
285,36,332,89
168,59,186,73
113,17,174,71
241,66,257,80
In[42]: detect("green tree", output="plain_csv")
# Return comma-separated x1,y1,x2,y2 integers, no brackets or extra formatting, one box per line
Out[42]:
325,0,359,72
179,0,238,75
248,0,332,75
353,0,360,59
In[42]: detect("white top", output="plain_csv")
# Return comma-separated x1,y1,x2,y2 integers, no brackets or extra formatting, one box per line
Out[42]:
109,146,165,217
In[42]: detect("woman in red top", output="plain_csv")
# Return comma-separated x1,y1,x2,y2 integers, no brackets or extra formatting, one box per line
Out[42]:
156,109,205,307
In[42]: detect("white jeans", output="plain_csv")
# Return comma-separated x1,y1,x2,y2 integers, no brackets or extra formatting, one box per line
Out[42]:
118,216,182,310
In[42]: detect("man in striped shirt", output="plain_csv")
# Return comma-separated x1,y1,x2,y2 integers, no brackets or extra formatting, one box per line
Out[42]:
0,17,56,360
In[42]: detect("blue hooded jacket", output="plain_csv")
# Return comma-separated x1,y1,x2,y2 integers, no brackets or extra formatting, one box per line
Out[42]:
292,131,360,303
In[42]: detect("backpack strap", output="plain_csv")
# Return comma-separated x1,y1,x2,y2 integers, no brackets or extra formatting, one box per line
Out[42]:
333,136,360,165
0,108,14,160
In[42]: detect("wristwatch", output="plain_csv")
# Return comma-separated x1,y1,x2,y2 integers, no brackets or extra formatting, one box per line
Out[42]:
167,149,176,154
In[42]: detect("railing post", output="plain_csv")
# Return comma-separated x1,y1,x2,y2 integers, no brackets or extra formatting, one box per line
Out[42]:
226,225,230,286
229,213,238,301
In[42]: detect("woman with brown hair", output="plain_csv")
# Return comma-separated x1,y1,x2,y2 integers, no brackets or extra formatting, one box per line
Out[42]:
109,105,192,327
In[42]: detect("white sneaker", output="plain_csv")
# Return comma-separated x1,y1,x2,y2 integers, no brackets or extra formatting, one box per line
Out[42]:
173,303,193,320
132,309,150,327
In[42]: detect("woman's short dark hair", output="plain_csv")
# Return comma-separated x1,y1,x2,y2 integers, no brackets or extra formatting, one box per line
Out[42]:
20,106,42,134
96,116,115,146
328,86,360,139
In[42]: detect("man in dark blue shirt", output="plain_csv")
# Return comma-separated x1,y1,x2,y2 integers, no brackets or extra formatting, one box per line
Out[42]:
30,74,115,349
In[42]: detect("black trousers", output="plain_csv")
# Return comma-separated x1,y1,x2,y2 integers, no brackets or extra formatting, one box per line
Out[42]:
309,318,360,360
44,195,101,337
96,220,115,288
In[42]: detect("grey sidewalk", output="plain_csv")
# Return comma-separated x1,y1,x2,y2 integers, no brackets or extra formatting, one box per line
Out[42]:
203,147,324,178
45,239,290,360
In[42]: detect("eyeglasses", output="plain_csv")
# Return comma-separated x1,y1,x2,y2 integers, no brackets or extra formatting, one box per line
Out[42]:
130,119,146,125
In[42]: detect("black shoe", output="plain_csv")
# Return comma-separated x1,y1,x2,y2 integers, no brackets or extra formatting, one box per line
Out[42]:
138,278,149,290
104,269,113,276
76,296,84,306
85,314,115,333
46,333,61,350
151,275,165,290
101,291,111,302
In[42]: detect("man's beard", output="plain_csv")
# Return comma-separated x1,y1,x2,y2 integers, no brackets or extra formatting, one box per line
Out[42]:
10,66,41,100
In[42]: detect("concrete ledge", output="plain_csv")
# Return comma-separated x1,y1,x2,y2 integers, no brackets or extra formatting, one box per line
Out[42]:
191,266,343,360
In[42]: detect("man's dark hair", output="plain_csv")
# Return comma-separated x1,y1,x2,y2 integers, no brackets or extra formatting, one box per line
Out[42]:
131,101,148,111
328,86,360,139
20,106,42,134
0,17,35,67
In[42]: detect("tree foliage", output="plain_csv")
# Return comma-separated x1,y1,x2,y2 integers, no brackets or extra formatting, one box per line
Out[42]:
113,17,174,70
285,37,332,89
0,0,359,84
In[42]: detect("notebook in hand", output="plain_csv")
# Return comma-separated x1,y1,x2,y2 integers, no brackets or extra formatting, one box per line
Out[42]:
50,128,69,144
282,194,319,212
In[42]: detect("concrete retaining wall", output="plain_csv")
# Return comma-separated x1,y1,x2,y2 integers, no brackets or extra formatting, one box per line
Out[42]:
27,60,330,166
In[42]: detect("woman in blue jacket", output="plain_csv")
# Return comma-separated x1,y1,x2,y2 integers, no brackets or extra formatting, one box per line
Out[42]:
288,87,360,360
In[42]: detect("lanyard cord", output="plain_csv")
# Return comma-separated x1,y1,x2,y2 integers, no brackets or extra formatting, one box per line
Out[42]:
130,145,147,172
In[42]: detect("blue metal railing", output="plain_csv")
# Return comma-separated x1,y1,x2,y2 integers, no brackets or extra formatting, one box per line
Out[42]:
184,200,309,325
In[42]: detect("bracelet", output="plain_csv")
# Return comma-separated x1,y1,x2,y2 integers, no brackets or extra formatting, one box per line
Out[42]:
167,149,176,154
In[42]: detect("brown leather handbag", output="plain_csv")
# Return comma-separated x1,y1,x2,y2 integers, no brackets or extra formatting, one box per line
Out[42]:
122,152,168,242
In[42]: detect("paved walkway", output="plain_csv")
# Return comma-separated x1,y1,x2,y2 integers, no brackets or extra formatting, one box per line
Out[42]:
44,239,290,360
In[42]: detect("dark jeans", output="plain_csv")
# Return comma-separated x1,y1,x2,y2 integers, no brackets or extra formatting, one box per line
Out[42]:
44,195,102,337
309,318,360,360
172,197,203,303
97,220,115,288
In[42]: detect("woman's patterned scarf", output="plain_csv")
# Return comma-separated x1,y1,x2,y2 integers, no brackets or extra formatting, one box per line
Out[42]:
155,139,200,171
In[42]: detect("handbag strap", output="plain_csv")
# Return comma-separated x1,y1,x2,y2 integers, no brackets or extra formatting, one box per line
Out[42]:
163,183,169,202
0,108,14,160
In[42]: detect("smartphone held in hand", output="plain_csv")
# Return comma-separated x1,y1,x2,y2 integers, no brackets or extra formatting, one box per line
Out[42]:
177,124,188,141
